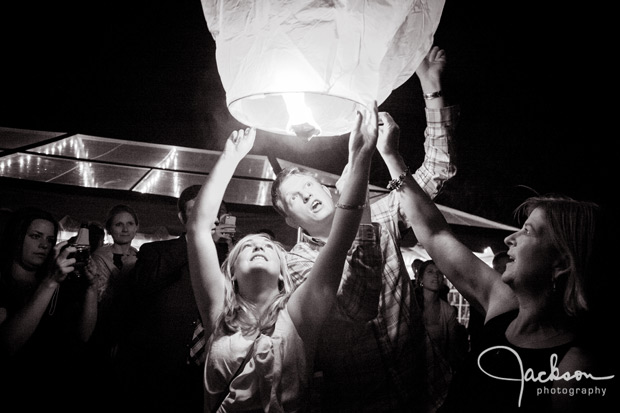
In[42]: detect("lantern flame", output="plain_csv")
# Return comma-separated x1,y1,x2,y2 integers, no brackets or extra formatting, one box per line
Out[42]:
283,93,321,141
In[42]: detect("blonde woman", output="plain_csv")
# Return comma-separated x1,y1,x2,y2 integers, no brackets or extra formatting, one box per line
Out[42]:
187,105,380,411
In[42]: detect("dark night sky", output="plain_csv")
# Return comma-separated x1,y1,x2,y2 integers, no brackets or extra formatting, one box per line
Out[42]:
0,1,611,227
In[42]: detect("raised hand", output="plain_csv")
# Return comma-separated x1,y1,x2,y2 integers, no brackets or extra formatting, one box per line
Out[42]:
416,45,446,89
52,241,75,283
223,127,256,162
348,101,378,164
377,112,400,158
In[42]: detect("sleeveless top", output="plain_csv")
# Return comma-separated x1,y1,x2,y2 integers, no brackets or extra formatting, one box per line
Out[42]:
205,308,312,412
442,310,575,413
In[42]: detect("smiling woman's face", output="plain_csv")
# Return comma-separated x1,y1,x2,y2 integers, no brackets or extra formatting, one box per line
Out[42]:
108,211,138,246
235,235,280,272
502,207,559,293
230,234,283,292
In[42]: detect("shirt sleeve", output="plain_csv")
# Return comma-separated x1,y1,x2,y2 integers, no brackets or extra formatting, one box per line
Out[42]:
336,223,383,321
412,105,459,200
286,243,319,289
90,250,111,302
286,224,383,322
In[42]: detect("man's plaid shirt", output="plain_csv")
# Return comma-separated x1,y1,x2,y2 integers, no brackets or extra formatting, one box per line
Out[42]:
286,105,458,412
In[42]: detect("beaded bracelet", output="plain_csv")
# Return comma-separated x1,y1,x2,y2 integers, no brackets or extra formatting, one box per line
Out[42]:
335,202,367,210
387,166,411,190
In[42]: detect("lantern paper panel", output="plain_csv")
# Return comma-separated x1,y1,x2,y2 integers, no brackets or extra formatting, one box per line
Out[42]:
202,0,445,138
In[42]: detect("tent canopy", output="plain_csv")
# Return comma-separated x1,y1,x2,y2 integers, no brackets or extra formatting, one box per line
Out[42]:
1,126,517,249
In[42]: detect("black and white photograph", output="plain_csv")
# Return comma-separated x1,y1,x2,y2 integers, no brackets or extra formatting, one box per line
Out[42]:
1,1,615,412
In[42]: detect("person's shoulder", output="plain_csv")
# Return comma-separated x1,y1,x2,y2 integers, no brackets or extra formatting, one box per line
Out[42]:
138,236,186,258
288,236,320,253
440,299,459,319
288,241,304,252
140,236,183,249
561,344,612,376
443,299,458,314
485,283,518,321
92,243,114,257
484,308,519,331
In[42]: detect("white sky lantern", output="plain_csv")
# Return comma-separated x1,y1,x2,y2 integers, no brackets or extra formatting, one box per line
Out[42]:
201,0,446,140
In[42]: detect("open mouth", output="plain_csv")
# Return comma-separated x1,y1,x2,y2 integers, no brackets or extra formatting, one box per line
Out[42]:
251,254,267,262
311,200,322,211
506,253,515,266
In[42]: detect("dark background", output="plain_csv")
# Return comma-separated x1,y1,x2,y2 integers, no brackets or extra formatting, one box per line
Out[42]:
0,1,611,227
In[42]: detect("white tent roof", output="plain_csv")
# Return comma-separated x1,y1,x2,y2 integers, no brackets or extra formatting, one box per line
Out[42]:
1,127,518,233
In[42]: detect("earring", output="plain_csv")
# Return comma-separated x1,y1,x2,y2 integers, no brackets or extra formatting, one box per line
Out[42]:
552,278,556,294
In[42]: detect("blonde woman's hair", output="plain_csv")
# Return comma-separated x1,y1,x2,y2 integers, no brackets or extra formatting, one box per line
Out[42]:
216,233,295,336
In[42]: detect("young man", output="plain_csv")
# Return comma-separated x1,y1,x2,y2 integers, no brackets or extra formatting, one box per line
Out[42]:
271,46,459,411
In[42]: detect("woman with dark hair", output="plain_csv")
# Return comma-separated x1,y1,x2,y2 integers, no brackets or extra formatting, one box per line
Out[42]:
416,261,466,358
0,207,98,411
414,259,467,410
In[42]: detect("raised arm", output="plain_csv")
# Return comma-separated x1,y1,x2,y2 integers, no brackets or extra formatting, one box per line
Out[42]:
186,128,256,330
399,172,514,318
378,46,457,200
288,103,378,342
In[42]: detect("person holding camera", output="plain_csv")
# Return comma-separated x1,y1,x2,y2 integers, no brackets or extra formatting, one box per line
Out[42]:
0,206,98,412
112,186,235,413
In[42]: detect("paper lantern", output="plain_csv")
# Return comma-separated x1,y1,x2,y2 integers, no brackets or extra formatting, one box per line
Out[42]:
202,0,445,139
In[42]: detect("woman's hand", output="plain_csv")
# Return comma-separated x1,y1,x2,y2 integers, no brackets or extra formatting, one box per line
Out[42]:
376,112,400,158
416,45,446,87
223,127,256,162
52,241,75,283
348,101,378,164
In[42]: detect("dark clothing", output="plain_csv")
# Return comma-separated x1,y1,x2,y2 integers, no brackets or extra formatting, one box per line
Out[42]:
115,235,204,413
440,310,611,412
0,276,92,413
466,306,485,355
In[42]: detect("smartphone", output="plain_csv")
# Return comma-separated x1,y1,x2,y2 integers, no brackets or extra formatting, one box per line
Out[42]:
222,215,236,226
220,215,236,236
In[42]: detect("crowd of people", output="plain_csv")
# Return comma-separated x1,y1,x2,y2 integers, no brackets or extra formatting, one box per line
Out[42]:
1,45,615,413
